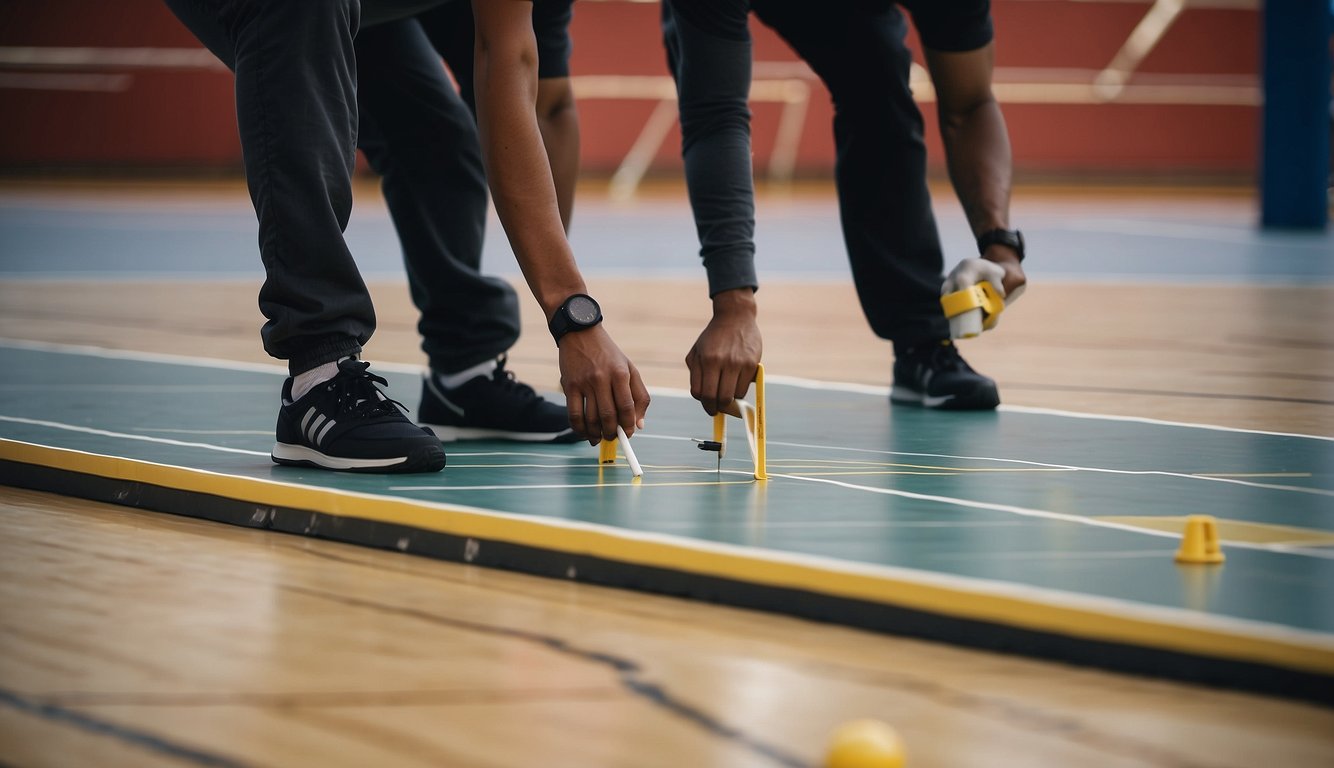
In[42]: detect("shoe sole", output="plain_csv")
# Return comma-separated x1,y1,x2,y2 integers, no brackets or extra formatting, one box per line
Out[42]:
271,443,446,473
890,384,1000,411
423,424,580,444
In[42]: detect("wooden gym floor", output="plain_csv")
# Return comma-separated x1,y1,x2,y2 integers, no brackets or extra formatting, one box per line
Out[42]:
1,178,1332,767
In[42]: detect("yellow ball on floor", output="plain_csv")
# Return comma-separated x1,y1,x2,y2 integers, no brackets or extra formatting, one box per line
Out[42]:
824,719,905,768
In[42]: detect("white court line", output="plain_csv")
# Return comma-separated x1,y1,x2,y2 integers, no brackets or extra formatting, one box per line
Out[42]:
5,411,1333,559
449,451,582,459
936,550,1172,562
6,438,1328,650
5,333,1328,443
638,430,1332,497
0,338,292,375
0,415,268,457
756,437,1334,499
765,372,1334,442
0,337,436,377
999,404,1334,442
3,338,1331,507
9,408,1327,556
5,336,1330,462
136,428,271,436
767,472,1334,560
432,463,609,470
0,384,274,393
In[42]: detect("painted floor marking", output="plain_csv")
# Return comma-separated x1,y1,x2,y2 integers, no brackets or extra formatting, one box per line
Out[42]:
0,415,268,457
6,337,1333,442
4,341,1332,561
5,412,1332,557
6,441,1334,650
766,472,1334,560
10,408,1323,500
759,438,1334,498
391,480,757,491
1099,516,1334,546
765,372,1334,442
136,428,272,436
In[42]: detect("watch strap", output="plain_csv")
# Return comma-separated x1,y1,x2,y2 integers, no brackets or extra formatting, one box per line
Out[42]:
977,228,1024,262
548,293,602,345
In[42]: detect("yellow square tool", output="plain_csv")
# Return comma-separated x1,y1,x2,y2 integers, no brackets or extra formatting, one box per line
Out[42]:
703,363,767,481
940,281,1005,339
601,364,767,481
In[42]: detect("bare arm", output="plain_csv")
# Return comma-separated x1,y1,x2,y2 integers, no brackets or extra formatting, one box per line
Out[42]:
473,0,648,441
536,76,579,231
925,44,1025,294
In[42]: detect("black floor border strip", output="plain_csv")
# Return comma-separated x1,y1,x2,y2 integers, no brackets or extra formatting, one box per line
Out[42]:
4,458,1330,709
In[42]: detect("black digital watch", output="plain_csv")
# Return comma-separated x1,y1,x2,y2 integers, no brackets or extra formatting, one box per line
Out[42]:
976,228,1025,262
548,293,603,345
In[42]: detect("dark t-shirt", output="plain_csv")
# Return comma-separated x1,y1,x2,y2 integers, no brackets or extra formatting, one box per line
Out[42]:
363,0,574,79
900,0,994,52
532,0,575,79
372,0,572,113
669,0,993,53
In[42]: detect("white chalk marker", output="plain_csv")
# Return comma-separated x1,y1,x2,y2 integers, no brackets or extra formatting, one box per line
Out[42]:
616,425,643,477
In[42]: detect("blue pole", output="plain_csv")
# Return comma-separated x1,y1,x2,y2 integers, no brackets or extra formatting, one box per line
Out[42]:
1260,0,1332,229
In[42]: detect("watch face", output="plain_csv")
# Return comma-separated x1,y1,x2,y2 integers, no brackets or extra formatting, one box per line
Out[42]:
567,295,600,324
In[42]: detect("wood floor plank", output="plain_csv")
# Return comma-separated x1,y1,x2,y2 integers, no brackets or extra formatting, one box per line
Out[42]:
4,489,1332,767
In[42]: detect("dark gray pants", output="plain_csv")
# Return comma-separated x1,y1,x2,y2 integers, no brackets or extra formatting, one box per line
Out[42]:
163,0,520,375
757,0,950,343
356,16,521,374
664,0,950,343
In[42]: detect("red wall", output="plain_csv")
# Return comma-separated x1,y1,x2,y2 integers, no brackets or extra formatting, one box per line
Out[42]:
0,1,1262,176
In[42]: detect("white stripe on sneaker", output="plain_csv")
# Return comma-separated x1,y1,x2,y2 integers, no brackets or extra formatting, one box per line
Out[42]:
424,376,466,418
314,418,336,447
306,413,327,444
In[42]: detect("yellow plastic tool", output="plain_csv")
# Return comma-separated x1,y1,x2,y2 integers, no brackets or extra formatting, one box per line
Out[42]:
940,281,1005,339
710,364,767,481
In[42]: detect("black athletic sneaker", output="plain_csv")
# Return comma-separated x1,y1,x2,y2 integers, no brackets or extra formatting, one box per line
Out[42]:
419,356,578,443
272,359,446,473
890,340,1000,410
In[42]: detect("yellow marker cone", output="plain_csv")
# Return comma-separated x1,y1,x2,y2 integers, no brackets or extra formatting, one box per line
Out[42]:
599,438,618,465
1175,515,1225,564
824,719,905,768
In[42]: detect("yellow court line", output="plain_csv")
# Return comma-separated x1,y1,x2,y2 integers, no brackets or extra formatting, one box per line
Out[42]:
767,460,1072,473
445,463,715,472
396,480,758,491
778,468,1072,476
786,471,962,477
1193,473,1313,479
4,438,1333,678
1099,515,1334,546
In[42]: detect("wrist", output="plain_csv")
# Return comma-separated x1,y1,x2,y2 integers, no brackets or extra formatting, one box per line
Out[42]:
540,284,589,320
548,293,603,346
982,244,1023,266
711,287,758,316
976,228,1024,263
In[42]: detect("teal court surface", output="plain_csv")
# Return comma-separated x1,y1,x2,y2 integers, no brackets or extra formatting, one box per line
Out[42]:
2,338,1332,705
